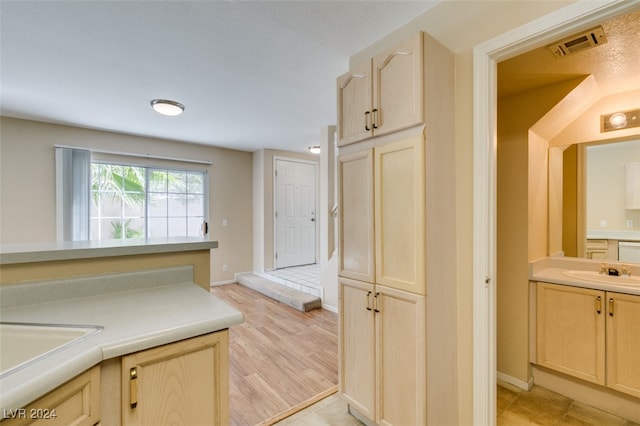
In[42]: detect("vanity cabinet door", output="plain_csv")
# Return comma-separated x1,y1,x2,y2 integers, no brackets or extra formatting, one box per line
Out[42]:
606,292,640,398
121,331,229,426
536,282,605,385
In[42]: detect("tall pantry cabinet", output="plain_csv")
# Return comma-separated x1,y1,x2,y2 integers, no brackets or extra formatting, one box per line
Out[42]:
337,31,455,426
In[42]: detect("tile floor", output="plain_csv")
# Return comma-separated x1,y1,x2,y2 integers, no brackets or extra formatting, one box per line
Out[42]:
263,264,322,298
497,381,639,425
274,384,639,425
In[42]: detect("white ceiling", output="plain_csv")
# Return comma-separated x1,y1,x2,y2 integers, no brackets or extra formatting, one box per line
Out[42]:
0,1,439,153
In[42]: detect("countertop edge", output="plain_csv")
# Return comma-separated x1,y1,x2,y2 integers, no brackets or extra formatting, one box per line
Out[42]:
0,238,219,265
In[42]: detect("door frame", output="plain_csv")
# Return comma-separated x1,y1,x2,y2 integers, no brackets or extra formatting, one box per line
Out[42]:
472,1,638,424
272,156,319,269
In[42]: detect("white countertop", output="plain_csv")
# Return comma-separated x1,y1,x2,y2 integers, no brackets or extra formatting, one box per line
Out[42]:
0,237,218,265
530,257,640,296
0,266,243,412
586,230,640,242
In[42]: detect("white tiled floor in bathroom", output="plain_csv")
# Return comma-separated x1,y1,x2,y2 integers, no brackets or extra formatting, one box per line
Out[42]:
263,264,322,299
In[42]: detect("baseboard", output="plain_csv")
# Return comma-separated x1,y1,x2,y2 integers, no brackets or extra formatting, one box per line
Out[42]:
497,371,533,391
322,303,338,313
210,279,236,287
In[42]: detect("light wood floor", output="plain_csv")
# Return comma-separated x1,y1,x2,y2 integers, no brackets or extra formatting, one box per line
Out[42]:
211,283,338,426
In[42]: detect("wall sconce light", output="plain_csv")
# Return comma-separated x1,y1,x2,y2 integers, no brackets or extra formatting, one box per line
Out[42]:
308,145,321,154
151,99,185,116
601,108,639,132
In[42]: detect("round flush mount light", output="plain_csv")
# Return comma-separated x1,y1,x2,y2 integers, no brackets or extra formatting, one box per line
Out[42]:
308,145,321,154
608,112,627,129
151,99,184,116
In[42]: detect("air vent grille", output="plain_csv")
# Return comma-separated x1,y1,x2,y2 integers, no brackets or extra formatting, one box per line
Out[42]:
548,26,607,57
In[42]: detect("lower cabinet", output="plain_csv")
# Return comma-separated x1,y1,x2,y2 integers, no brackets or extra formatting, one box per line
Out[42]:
121,331,229,426
2,366,100,426
339,277,425,425
536,282,640,398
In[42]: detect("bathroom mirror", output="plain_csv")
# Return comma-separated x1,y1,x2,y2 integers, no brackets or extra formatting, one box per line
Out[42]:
555,138,640,263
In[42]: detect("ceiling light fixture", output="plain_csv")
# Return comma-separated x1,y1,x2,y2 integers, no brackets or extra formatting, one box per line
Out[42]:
151,99,185,116
308,145,321,154
601,108,640,132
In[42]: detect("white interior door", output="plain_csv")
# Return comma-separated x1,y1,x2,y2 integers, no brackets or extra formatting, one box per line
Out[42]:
275,159,317,268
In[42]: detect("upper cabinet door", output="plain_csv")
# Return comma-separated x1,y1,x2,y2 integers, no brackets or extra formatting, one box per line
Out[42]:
337,32,424,147
374,136,425,294
372,32,424,139
339,149,375,282
337,61,373,146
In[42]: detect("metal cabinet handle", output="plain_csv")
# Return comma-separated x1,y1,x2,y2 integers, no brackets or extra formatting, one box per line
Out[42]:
609,298,614,317
374,292,380,313
364,111,371,131
366,291,372,311
130,367,138,409
372,108,379,129
596,296,602,314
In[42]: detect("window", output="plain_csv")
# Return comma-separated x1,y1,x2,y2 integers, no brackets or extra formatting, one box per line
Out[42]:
90,162,207,240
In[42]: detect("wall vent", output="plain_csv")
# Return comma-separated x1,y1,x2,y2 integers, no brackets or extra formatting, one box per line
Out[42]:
548,26,607,57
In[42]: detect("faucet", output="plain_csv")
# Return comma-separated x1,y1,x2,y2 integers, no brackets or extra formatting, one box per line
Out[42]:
599,263,621,276
599,264,631,277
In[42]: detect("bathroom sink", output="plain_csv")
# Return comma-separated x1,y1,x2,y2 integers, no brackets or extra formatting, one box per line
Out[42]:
562,270,640,286
0,322,102,377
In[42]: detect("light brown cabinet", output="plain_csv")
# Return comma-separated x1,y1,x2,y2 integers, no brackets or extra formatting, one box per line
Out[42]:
338,137,426,425
338,136,425,295
337,33,423,146
536,282,640,398
339,277,425,425
2,366,100,426
121,331,229,426
606,292,640,398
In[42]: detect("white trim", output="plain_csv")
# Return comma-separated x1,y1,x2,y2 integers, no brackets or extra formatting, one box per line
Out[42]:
497,371,533,391
472,1,639,425
210,279,236,287
321,303,338,313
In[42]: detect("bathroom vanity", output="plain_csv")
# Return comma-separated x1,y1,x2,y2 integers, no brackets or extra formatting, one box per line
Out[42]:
529,257,640,422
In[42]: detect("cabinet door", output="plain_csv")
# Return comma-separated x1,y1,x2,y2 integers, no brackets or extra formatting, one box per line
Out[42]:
339,277,376,420
606,292,640,398
376,285,425,426
374,136,425,294
536,283,605,385
372,32,423,138
337,61,372,146
2,366,100,426
339,149,375,282
121,331,229,426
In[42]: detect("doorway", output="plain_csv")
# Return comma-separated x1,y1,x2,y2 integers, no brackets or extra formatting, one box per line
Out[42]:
473,1,639,425
274,158,317,269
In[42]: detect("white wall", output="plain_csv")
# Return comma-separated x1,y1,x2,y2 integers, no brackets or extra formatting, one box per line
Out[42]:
0,117,253,285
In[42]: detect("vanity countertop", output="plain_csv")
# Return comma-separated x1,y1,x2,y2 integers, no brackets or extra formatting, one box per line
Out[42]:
0,266,243,412
530,257,640,296
0,237,218,265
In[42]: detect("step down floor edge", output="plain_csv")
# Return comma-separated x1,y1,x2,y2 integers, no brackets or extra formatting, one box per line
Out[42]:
236,273,322,312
